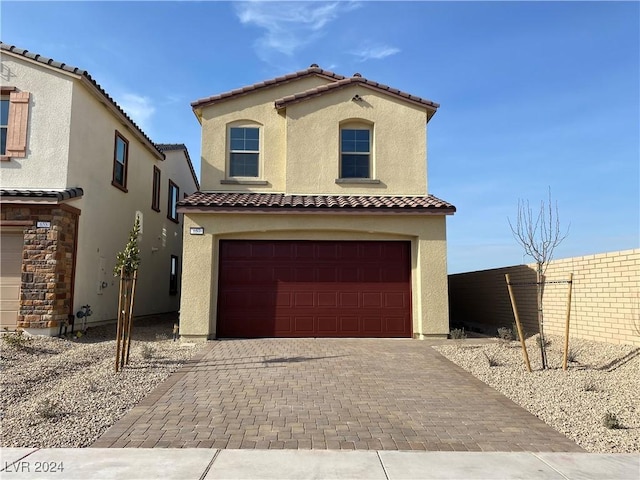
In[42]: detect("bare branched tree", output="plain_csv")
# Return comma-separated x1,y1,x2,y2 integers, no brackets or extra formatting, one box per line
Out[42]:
508,188,569,369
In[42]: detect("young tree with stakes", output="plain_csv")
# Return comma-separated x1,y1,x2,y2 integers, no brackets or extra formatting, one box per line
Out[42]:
508,188,569,369
113,216,141,372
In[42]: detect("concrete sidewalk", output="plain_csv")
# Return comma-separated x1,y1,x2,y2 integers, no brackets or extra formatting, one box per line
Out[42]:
2,448,638,479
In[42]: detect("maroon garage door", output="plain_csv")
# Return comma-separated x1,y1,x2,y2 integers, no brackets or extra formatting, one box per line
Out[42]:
217,240,411,338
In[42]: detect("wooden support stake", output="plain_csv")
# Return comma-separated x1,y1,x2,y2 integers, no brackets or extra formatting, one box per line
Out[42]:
506,274,532,373
124,269,138,365
115,267,125,373
120,277,131,369
562,273,574,371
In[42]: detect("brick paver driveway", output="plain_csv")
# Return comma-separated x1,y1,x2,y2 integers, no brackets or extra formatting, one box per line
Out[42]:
93,338,583,451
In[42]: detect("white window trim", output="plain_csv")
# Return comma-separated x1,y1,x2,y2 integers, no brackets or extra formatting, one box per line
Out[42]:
227,122,263,180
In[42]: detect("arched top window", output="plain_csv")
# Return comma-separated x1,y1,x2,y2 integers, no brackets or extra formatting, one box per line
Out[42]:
339,120,373,179
228,121,262,178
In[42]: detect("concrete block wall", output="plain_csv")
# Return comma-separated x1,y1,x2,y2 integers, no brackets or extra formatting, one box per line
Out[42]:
448,249,640,346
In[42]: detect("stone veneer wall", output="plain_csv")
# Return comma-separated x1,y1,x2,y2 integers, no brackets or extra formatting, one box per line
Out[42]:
1,204,78,329
448,249,640,346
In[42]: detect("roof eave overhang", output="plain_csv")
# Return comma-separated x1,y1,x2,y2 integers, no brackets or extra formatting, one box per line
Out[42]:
177,206,455,216
190,70,343,111
1,48,164,162
79,77,164,161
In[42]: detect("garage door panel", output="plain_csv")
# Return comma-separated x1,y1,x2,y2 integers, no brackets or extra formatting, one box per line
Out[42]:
295,268,315,282
363,316,383,333
340,316,359,332
294,316,314,333
317,316,338,333
384,292,406,308
317,292,337,307
218,240,411,338
1,232,23,329
362,292,382,307
274,316,292,333
317,266,338,282
339,292,359,308
386,316,407,333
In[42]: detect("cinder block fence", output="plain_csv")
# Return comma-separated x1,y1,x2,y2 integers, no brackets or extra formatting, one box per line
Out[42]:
448,249,640,346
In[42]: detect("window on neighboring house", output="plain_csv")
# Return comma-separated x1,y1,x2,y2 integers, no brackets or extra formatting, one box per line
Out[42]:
229,126,259,177
340,128,371,178
169,255,179,295
152,166,161,212
112,131,129,191
1,87,30,159
167,180,179,223
1,97,9,155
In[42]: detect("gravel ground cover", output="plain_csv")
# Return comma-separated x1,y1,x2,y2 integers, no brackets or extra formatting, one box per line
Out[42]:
1,316,202,448
1,320,637,453
434,334,639,453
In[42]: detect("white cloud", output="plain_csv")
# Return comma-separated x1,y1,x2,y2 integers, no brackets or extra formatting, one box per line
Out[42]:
235,1,360,59
350,44,401,62
118,93,156,132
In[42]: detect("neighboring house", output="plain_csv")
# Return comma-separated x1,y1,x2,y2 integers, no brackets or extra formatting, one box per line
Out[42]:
0,43,199,335
178,65,455,340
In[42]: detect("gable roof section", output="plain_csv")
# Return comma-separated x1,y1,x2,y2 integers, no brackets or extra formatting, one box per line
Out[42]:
1,42,164,161
191,65,345,111
178,192,455,215
275,75,440,121
155,143,200,191
191,65,439,122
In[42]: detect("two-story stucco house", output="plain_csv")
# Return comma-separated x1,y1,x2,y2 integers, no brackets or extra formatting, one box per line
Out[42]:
0,43,199,335
178,65,455,340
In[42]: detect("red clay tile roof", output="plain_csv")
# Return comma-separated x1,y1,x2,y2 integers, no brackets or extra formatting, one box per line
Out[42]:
191,65,345,109
1,187,84,201
274,76,439,118
178,192,455,214
1,42,164,160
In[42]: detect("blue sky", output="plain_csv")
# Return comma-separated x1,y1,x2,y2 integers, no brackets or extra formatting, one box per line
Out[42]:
2,1,638,273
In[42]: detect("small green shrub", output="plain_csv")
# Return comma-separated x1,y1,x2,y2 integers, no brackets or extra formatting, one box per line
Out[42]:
536,336,551,349
497,327,514,342
450,328,467,340
603,412,623,429
512,323,528,341
567,348,580,363
36,399,60,419
583,381,598,392
140,344,154,359
483,351,501,367
2,331,31,349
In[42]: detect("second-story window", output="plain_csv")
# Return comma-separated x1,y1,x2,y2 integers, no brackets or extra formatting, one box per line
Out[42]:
168,180,179,223
152,166,161,212
340,128,371,178
0,87,30,159
0,96,9,156
112,131,129,191
229,126,259,177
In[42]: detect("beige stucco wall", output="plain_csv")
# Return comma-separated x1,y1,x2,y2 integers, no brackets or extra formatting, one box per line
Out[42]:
0,55,73,188
448,249,640,346
180,212,449,340
2,53,199,329
67,83,199,324
198,76,430,196
284,86,428,195
199,76,331,192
